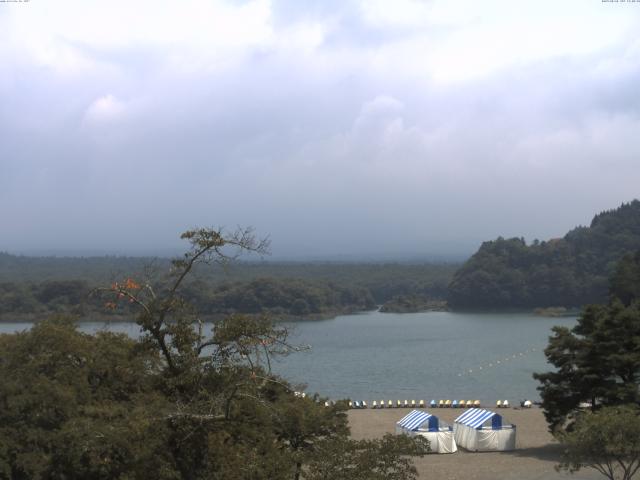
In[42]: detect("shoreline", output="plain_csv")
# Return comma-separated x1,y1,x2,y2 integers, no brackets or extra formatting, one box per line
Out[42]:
348,407,600,480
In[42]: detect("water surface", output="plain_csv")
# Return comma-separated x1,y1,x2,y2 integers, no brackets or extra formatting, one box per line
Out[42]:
274,310,576,403
0,310,576,403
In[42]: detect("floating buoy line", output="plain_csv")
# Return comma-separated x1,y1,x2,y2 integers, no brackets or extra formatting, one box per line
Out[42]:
456,347,541,377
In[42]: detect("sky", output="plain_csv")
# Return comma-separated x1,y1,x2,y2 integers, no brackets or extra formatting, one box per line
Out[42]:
1,0,639,259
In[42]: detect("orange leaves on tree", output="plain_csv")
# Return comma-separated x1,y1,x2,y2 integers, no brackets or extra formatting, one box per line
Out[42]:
110,278,140,293
124,278,141,290
105,278,141,311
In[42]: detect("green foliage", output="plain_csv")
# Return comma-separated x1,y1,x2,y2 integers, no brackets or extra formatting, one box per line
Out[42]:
0,253,458,302
557,405,640,480
0,228,428,479
610,251,640,306
0,316,171,480
304,434,429,480
535,253,640,432
0,256,457,321
534,300,640,431
449,200,640,309
185,277,376,318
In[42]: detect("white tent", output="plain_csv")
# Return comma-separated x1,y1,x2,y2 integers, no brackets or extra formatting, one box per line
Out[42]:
396,410,457,454
453,408,516,452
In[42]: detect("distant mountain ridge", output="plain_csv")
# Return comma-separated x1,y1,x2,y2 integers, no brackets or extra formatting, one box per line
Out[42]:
448,200,640,309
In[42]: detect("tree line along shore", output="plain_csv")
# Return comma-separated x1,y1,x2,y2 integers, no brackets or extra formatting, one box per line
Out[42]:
2,200,640,321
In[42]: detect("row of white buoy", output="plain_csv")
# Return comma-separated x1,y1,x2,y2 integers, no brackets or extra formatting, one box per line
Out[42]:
457,348,539,377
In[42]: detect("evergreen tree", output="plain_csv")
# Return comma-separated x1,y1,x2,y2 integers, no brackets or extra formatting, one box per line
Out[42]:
534,300,640,431
535,250,640,432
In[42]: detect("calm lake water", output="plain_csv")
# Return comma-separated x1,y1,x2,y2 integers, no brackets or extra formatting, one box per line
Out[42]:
276,311,577,404
0,310,576,404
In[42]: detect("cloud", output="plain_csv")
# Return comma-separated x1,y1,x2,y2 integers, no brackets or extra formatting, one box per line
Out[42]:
1,0,639,256
84,94,126,123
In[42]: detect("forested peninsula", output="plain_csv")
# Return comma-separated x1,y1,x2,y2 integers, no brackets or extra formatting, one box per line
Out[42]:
448,200,640,309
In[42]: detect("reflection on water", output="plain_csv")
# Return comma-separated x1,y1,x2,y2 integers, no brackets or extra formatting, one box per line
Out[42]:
0,310,576,403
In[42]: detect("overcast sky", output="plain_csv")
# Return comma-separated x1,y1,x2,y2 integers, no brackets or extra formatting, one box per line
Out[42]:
1,0,639,258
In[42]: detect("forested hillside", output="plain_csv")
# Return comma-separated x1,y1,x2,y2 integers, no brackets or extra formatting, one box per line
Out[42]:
448,200,640,309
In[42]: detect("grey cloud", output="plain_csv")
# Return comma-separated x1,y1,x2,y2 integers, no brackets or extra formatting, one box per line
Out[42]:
1,4,639,257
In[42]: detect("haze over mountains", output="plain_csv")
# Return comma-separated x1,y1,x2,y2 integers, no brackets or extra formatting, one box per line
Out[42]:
3,200,640,320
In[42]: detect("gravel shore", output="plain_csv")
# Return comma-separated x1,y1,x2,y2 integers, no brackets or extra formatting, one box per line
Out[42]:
348,407,602,480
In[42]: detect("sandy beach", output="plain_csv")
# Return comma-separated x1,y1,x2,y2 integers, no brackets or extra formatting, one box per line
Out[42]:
348,407,603,480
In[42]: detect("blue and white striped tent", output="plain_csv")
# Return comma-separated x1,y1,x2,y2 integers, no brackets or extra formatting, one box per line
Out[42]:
397,410,439,432
453,408,515,451
396,410,457,453
455,408,503,429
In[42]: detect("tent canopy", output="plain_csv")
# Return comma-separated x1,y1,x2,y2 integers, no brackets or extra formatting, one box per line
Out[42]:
455,409,503,430
397,410,439,432
397,410,458,453
453,408,515,451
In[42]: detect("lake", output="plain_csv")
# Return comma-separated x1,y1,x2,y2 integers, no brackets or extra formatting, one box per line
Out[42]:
276,310,577,404
0,310,576,404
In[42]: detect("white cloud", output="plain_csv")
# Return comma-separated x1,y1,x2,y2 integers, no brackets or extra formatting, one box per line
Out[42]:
3,0,638,84
2,0,275,74
84,94,126,123
358,0,438,29
357,0,639,84
1,0,640,255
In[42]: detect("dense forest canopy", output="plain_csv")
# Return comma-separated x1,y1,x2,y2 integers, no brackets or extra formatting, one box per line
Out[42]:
448,200,640,309
0,255,457,321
